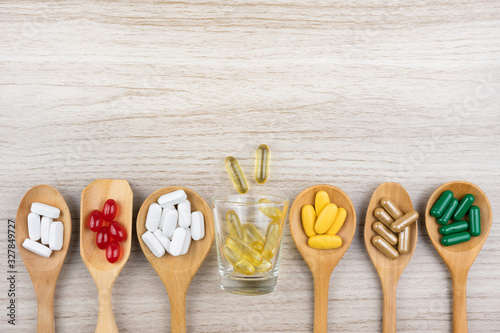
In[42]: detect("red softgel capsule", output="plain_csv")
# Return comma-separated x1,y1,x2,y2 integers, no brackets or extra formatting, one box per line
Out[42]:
103,199,118,222
96,226,110,250
88,210,103,232
106,241,121,263
109,221,127,242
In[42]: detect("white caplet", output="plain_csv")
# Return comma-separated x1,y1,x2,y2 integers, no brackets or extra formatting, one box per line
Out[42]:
178,200,191,228
157,190,187,207
191,211,205,241
28,212,41,241
49,221,64,251
146,203,162,232
142,231,165,258
153,229,171,253
22,238,52,258
160,206,177,238
180,228,192,255
170,228,186,256
40,216,52,245
31,202,60,219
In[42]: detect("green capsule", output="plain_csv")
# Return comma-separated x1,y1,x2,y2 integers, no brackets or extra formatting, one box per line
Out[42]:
255,144,270,184
469,205,481,236
226,235,263,267
226,210,243,239
262,222,280,260
441,231,471,246
452,194,475,221
439,220,469,235
437,198,459,225
225,156,249,194
431,190,454,218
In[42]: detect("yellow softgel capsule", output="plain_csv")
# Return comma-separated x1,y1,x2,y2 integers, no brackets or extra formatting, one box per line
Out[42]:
325,207,347,235
255,144,270,184
223,244,240,266
225,156,249,194
254,260,272,273
308,234,342,249
242,223,265,252
226,235,263,267
262,221,280,260
301,204,317,237
314,203,338,234
226,210,243,239
258,198,283,221
234,260,255,275
315,190,330,215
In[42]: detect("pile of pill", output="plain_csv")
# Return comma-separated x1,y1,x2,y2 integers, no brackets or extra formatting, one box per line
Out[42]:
225,144,270,194
371,197,418,259
223,200,282,275
301,191,347,249
86,199,127,263
430,190,480,246
22,202,63,258
142,189,205,258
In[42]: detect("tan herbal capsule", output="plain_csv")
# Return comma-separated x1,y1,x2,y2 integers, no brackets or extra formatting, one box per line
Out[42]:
374,208,394,228
391,210,419,233
380,197,403,220
372,235,399,260
398,227,410,254
372,221,398,246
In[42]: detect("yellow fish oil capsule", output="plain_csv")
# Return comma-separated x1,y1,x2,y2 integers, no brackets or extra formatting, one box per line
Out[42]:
374,208,394,228
372,221,398,246
254,260,272,273
390,210,419,233
398,227,410,254
226,210,243,239
225,156,249,194
314,203,338,234
258,198,283,221
308,234,342,249
380,197,403,220
242,223,265,252
372,235,399,260
314,190,330,215
234,260,255,275
223,244,240,266
255,144,270,184
226,235,263,266
301,204,317,237
325,207,347,235
262,222,280,260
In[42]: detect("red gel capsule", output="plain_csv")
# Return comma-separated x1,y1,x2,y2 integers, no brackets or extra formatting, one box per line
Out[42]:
106,241,121,263
103,199,118,222
109,221,127,242
96,226,110,250
88,210,103,232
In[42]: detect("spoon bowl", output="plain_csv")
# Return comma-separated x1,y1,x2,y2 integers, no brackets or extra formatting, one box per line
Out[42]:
136,186,214,333
80,179,133,333
289,184,356,333
364,182,417,333
425,180,492,332
16,184,71,333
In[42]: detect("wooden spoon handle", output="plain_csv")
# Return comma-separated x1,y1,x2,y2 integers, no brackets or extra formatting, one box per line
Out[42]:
312,271,331,333
168,286,188,333
382,280,398,333
451,271,468,333
96,288,118,333
35,279,57,333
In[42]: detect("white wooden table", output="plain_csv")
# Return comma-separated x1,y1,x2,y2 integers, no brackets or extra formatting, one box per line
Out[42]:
1,0,499,332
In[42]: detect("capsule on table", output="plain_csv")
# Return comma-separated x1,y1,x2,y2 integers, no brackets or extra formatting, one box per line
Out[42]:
226,235,263,266
262,222,280,260
226,210,243,239
398,227,410,255
242,223,264,252
326,207,347,235
372,221,398,246
390,210,419,233
452,194,475,221
372,235,399,260
431,190,454,218
255,144,270,184
437,198,459,225
314,203,338,234
314,190,330,216
301,204,317,237
439,220,469,235
258,198,283,221
254,260,272,273
441,231,471,246
308,234,342,249
374,208,394,228
469,205,481,236
380,197,403,220
234,260,256,275
225,156,249,194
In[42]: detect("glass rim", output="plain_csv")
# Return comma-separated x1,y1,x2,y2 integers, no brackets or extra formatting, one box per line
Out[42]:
212,194,289,205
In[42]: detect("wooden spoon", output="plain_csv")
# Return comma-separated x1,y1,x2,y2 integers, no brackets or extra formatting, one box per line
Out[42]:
425,181,492,333
15,184,72,333
364,182,418,333
136,186,214,333
80,179,133,333
289,184,356,333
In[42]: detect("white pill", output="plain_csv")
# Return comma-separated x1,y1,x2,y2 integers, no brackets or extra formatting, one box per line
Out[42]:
157,190,187,207
22,238,52,258
181,228,192,255
153,229,171,253
28,212,41,241
178,200,191,228
142,231,165,258
191,211,205,241
146,203,162,232
160,206,178,238
49,221,64,251
170,228,186,256
31,202,60,219
40,216,52,245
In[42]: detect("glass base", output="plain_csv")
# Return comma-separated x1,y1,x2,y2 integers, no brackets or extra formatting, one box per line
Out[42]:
220,274,278,295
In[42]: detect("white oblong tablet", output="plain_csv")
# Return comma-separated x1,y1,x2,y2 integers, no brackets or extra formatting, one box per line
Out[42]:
49,221,64,251
22,238,52,258
146,203,162,232
161,206,178,238
31,202,60,219
28,212,41,241
180,228,192,255
170,228,186,256
158,190,187,207
153,229,171,253
178,200,191,228
142,231,165,258
191,211,205,241
40,216,52,245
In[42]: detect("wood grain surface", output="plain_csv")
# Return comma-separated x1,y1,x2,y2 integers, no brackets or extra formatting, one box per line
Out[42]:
0,0,499,332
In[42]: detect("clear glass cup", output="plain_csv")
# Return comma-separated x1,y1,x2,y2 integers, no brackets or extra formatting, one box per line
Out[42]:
212,195,289,295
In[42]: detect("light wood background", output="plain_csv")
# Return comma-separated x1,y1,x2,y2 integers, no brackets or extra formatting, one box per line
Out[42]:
1,0,499,332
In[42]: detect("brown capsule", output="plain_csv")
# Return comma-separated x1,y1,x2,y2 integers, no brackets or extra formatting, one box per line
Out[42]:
374,208,394,228
372,235,399,260
391,210,419,233
372,222,398,246
398,227,410,254
380,197,403,220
